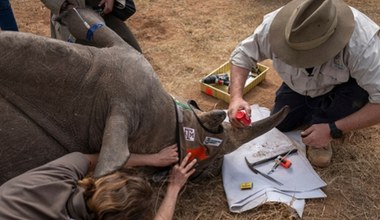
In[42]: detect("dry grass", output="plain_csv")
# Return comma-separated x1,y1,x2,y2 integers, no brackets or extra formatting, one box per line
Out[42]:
11,0,380,219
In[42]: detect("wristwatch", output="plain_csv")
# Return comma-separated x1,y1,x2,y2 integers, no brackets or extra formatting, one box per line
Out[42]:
329,122,343,139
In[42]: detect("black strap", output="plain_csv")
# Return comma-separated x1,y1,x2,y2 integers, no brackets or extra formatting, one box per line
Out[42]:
172,98,182,163
187,100,223,134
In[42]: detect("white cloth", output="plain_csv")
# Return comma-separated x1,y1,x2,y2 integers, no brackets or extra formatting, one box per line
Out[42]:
230,6,380,102
222,105,326,217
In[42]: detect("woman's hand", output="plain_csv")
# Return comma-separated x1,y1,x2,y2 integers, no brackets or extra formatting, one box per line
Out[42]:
167,152,196,192
154,153,196,220
152,144,179,167
123,144,178,168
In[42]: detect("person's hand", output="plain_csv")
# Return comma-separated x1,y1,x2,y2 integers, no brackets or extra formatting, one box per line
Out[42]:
98,0,114,15
154,153,196,220
228,97,251,128
167,153,196,192
301,123,332,147
60,0,78,13
153,144,179,167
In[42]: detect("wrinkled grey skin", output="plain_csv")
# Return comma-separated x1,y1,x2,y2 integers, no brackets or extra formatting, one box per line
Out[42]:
0,8,289,184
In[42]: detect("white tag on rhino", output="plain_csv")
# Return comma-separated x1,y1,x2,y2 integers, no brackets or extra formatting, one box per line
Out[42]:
203,137,223,146
183,127,195,141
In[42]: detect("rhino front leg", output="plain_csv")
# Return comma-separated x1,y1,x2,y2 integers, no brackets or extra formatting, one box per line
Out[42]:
94,109,130,178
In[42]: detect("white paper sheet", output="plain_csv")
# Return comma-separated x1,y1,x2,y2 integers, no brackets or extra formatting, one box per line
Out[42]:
222,105,327,217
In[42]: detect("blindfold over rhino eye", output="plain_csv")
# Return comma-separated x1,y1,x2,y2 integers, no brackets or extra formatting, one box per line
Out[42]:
186,100,224,134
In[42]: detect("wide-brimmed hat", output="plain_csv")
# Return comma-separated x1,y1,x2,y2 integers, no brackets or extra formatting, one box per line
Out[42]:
269,0,354,68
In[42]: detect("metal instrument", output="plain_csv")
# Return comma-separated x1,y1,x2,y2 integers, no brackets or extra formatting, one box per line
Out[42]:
245,157,283,186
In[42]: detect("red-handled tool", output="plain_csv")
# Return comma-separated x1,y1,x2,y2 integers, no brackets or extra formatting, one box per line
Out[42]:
267,148,295,175
275,156,292,168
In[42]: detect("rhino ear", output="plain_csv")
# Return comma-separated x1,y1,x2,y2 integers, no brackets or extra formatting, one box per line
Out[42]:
196,110,226,131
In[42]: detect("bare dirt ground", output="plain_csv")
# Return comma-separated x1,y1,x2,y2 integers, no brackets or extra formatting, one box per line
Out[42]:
11,0,380,219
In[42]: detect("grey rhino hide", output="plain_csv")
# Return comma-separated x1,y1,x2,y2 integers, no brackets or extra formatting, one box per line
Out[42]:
0,8,289,184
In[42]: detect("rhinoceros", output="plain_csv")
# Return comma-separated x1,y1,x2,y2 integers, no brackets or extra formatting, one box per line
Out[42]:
0,8,289,184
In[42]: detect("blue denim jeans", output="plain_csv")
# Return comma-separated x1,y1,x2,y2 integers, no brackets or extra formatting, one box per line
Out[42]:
271,78,369,132
0,0,18,31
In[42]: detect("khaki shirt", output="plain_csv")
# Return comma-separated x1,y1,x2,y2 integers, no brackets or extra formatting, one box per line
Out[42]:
231,7,380,103
0,153,93,220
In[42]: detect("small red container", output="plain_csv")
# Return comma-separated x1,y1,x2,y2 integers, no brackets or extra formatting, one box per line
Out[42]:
236,110,251,126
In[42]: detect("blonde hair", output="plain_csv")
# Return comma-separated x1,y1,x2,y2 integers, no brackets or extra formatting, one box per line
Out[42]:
78,171,155,220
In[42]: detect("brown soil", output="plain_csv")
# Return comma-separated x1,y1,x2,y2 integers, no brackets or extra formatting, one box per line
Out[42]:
11,0,380,219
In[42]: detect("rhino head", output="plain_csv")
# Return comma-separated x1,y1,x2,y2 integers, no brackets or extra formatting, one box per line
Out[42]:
172,99,289,179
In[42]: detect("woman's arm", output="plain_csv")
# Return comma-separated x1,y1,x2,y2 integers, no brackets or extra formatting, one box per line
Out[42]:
126,144,179,167
154,153,197,220
85,144,179,172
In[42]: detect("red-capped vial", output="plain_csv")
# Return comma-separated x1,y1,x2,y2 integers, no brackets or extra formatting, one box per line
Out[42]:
235,110,251,126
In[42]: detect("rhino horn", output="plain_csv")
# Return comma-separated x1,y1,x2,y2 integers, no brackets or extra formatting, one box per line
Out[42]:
223,106,290,153
196,110,227,132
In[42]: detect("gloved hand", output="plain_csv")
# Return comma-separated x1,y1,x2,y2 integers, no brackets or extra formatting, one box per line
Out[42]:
98,0,115,15
60,0,85,14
